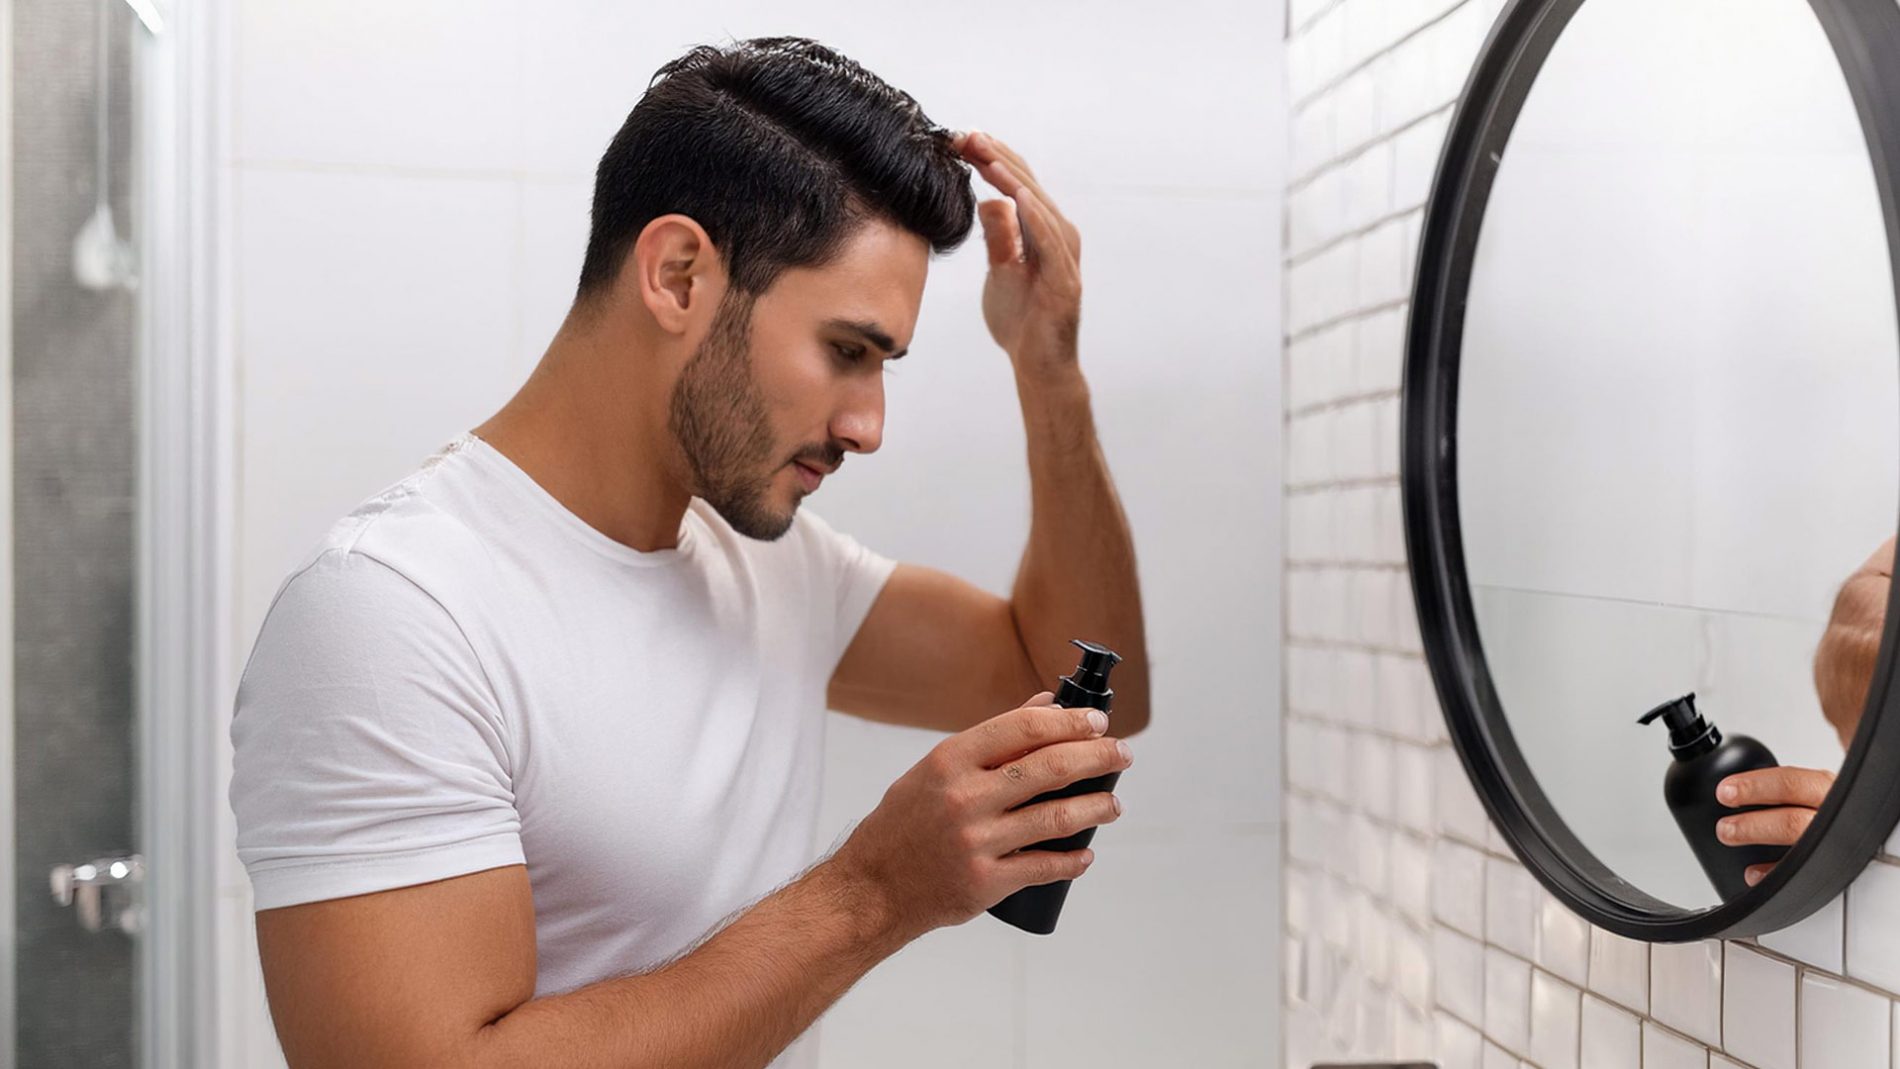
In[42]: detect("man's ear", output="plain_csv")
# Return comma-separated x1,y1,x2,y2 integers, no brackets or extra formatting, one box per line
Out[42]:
630,214,723,335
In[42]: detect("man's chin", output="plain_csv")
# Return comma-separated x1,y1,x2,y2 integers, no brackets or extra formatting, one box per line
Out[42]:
705,490,799,542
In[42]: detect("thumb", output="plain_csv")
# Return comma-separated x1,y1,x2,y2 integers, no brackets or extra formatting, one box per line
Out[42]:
1024,689,1055,707
978,198,1022,266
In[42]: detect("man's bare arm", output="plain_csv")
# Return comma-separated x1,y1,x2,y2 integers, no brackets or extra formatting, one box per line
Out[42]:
257,696,1131,1069
828,131,1149,737
1814,534,1895,746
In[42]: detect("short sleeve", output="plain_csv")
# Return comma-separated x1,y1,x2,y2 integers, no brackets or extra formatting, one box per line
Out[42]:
229,550,524,911
795,510,899,667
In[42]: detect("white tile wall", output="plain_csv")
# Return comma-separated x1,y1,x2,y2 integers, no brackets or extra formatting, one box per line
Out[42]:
1281,2,1900,1069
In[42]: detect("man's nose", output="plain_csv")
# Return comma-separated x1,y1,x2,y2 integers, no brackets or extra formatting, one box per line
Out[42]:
832,376,885,455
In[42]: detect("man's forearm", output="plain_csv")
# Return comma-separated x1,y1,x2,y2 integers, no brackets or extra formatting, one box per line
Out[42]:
466,857,909,1069
1009,362,1150,734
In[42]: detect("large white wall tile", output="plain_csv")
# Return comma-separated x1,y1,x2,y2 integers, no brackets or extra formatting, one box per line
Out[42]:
236,0,527,171
1021,828,1277,1069
1485,947,1532,1055
235,167,522,638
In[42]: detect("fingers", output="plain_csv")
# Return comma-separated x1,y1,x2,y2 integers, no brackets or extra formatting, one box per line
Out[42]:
954,698,1107,768
992,789,1122,854
1717,805,1817,848
977,199,1022,266
1744,862,1778,887
995,846,1095,889
1717,766,1837,809
972,157,1077,269
990,736,1134,808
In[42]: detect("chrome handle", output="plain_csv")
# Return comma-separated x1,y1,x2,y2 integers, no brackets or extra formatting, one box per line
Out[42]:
50,853,144,934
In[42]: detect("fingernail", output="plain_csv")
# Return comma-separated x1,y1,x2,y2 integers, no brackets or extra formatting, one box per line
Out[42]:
1717,818,1737,843
1717,781,1739,804
1080,848,1095,865
1116,739,1133,763
1745,867,1765,886
1087,710,1108,734
1111,794,1123,816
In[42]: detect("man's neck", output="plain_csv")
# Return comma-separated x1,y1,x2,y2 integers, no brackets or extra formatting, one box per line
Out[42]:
473,310,694,553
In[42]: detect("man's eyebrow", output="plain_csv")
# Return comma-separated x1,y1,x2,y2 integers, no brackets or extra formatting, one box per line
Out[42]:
826,318,908,360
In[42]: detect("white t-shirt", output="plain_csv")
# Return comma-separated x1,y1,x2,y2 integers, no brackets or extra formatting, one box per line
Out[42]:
229,432,897,1066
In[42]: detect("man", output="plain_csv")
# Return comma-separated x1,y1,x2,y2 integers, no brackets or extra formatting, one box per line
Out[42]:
228,36,1148,1069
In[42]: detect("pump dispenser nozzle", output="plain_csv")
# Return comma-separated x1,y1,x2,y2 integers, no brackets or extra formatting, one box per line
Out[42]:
1637,693,1720,758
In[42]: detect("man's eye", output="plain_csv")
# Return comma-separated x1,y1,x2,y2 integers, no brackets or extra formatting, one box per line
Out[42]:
833,343,868,363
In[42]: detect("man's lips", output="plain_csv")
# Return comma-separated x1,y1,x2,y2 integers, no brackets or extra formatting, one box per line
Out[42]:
792,459,833,491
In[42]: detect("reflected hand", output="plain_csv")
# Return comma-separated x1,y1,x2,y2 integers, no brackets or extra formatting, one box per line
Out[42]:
951,130,1083,376
1715,766,1838,886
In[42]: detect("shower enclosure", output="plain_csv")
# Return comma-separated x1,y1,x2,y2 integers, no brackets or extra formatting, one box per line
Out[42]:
5,0,226,1064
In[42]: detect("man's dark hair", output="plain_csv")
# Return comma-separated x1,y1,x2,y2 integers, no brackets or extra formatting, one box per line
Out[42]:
576,36,977,304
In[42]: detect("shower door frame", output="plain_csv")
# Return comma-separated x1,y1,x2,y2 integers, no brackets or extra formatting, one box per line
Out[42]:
136,0,234,1066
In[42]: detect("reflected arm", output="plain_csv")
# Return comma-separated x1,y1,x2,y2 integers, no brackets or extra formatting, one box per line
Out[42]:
1814,535,1895,746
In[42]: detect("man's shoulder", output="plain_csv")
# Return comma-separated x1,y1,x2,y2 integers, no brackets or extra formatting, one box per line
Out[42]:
274,448,499,623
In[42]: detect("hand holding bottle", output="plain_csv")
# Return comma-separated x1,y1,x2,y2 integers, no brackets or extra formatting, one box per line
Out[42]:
826,690,1132,942
1715,766,1839,886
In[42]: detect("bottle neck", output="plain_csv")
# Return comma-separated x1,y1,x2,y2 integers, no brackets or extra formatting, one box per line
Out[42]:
1670,722,1722,760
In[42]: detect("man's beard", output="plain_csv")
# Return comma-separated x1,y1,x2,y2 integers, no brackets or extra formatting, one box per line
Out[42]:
667,291,799,541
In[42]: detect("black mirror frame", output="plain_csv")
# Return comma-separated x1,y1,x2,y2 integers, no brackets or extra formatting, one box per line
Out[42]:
1402,0,1900,941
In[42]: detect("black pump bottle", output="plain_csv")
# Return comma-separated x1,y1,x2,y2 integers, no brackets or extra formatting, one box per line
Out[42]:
988,640,1123,935
1637,693,1786,900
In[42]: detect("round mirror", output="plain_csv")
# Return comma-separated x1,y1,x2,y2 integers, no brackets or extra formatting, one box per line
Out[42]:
1405,0,1900,938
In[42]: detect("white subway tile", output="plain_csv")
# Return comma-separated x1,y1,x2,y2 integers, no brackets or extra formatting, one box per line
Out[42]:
1351,812,1390,896
1391,831,1434,924
1439,1010,1485,1069
1355,305,1409,395
1723,944,1797,1069
1360,732,1397,822
1334,71,1379,155
1485,858,1539,960
1437,924,1486,1025
1394,740,1436,835
1483,1039,1519,1069
1531,970,1582,1069
1848,861,1900,994
1710,1056,1748,1069
1357,217,1411,308
1434,838,1488,938
1639,1021,1708,1069
1394,918,1435,1013
1581,994,1641,1069
1393,108,1454,211
1437,745,1492,846
1485,947,1532,1055
1373,482,1409,565
1537,890,1593,987
1588,928,1651,1015
1647,940,1722,1048
1759,891,1845,973
1798,973,1891,1069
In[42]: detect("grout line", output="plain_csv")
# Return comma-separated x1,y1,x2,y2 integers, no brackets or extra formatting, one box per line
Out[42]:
1288,101,1459,192
1291,0,1480,115
1288,297,1412,343
1289,205,1427,269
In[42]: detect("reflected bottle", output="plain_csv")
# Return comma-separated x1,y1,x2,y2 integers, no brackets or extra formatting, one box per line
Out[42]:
987,640,1123,935
1637,693,1787,900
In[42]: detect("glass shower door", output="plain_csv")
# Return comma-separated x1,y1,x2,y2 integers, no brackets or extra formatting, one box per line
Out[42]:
6,0,149,1063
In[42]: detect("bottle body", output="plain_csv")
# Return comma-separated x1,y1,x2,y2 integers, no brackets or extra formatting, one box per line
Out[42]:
986,667,1119,935
1663,733,1786,900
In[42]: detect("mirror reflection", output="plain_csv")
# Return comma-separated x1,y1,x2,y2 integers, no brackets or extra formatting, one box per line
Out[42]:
1458,0,1898,908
